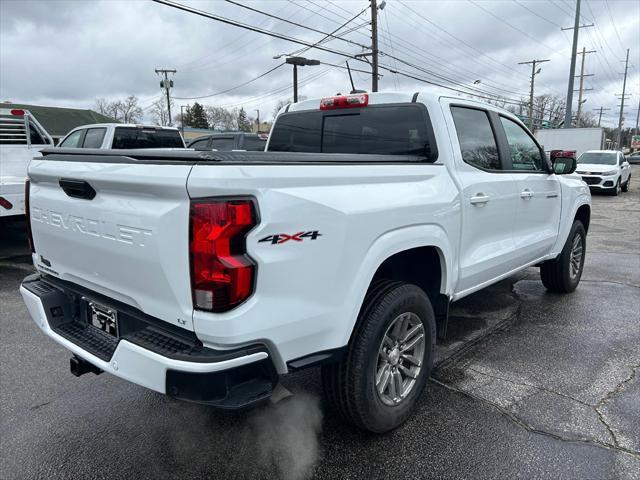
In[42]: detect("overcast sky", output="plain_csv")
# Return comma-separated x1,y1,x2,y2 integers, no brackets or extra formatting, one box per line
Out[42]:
1,0,638,126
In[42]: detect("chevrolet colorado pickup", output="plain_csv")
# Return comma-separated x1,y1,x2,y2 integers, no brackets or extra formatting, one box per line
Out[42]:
20,91,591,433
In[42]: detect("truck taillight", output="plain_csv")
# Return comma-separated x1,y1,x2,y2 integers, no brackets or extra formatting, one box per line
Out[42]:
25,180,35,253
320,93,368,110
189,198,257,312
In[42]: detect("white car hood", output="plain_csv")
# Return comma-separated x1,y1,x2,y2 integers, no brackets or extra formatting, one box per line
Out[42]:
575,163,617,174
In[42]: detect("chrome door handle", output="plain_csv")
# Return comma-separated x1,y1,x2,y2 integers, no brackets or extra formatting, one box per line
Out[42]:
520,189,534,199
470,194,490,205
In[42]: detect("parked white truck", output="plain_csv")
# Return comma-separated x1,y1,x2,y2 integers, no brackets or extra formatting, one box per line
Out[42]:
58,123,185,149
20,91,591,433
0,108,53,217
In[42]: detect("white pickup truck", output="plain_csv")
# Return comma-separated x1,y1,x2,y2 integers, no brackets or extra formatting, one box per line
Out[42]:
58,123,185,149
20,91,591,433
0,108,53,217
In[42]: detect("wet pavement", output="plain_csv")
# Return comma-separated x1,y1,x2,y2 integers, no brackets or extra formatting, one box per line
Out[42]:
1,167,639,479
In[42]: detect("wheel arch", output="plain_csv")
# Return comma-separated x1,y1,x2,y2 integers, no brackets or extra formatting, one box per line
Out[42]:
341,225,453,347
574,203,591,232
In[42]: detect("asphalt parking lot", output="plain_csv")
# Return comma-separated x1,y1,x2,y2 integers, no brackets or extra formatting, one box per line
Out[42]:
1,167,639,480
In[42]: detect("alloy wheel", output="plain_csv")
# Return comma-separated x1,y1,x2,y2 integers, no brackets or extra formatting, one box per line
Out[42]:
375,312,425,406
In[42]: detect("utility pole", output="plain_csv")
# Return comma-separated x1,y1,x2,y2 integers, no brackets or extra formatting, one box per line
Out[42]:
254,109,260,133
155,68,176,126
518,59,550,129
592,107,610,127
371,0,379,92
616,49,630,148
180,104,189,135
575,47,596,126
562,0,593,128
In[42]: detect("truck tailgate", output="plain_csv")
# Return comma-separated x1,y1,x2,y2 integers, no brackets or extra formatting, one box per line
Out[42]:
28,158,195,331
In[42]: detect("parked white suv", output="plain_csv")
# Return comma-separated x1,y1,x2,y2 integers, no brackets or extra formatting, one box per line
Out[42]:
20,91,591,433
576,150,631,195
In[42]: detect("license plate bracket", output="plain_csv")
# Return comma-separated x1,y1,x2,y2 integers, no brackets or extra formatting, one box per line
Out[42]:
85,298,119,338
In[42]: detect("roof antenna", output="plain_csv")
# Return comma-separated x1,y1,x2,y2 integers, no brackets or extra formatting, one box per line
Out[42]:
346,61,367,94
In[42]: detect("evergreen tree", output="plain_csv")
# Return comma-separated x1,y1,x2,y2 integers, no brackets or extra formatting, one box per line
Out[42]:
237,107,252,132
187,102,209,129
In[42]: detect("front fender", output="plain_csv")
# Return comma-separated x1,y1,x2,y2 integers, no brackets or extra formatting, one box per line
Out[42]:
339,223,453,346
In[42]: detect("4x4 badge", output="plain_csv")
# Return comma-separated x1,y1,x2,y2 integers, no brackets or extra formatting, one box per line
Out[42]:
258,231,322,245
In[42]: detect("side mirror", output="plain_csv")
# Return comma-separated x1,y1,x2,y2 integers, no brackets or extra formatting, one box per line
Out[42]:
550,150,577,175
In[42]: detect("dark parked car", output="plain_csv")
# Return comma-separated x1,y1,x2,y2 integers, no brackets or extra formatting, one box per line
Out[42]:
187,132,268,151
627,151,640,164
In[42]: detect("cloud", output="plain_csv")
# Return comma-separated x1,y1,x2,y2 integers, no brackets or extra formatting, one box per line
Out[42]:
1,0,638,124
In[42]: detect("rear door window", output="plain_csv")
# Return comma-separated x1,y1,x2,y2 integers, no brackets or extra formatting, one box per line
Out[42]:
112,127,184,149
189,138,210,150
82,128,106,148
59,129,85,148
209,137,235,151
450,107,501,170
268,104,434,157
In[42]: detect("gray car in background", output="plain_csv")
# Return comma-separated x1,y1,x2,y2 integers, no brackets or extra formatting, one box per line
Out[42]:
187,132,268,151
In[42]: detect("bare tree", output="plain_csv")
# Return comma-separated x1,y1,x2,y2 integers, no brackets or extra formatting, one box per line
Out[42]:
93,95,142,123
205,106,238,130
119,95,143,124
150,98,173,126
272,98,291,119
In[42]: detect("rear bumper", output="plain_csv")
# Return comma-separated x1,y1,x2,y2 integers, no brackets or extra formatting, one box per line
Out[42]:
20,275,277,408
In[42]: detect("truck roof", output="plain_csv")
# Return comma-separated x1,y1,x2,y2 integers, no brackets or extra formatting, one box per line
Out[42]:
73,123,180,131
285,89,514,117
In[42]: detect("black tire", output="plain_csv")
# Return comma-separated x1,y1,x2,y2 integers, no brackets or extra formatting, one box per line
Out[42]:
610,179,621,196
622,175,630,192
540,220,586,293
321,281,436,433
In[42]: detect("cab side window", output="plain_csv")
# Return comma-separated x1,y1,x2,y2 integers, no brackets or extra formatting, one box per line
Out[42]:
499,117,544,171
451,106,501,170
82,128,106,148
59,129,84,148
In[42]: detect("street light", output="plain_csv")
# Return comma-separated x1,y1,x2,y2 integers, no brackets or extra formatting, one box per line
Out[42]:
285,56,320,103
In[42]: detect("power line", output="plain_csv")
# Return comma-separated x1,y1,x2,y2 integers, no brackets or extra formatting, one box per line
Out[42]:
151,0,368,64
153,0,529,105
281,6,370,59
603,0,626,52
468,0,558,53
173,63,286,100
514,0,564,29
397,1,531,81
222,0,370,52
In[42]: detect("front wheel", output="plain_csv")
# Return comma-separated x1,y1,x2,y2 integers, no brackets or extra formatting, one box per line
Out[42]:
622,175,630,192
540,220,586,293
321,282,435,433
610,179,621,196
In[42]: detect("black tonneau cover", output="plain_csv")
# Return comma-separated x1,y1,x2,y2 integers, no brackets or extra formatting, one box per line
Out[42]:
39,148,429,165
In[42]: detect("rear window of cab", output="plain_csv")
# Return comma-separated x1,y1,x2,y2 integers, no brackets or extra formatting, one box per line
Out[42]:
268,104,436,159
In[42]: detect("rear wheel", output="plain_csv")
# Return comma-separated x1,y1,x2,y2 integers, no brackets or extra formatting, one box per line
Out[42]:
540,220,586,293
622,175,630,192
321,281,435,433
